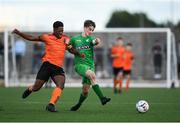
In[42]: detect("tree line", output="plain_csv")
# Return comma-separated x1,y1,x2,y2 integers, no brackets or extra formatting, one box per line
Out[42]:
106,10,178,28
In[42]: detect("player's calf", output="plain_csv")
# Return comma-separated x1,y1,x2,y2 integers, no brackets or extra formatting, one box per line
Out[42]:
22,87,32,99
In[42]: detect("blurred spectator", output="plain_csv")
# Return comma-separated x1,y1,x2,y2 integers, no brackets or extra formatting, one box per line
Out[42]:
15,39,26,78
152,40,163,79
32,42,44,74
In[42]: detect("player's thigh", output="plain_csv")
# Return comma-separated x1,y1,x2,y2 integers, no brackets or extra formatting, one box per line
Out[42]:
126,74,131,79
114,68,123,79
113,68,119,77
123,70,131,78
33,79,46,91
75,64,92,77
113,68,122,78
33,62,51,91
36,62,51,82
50,63,65,89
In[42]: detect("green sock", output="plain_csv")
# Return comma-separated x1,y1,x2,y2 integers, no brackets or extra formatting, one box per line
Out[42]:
78,93,87,104
92,84,104,99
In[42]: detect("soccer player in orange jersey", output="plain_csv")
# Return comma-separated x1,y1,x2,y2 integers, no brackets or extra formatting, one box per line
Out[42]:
12,21,79,112
111,37,125,94
123,43,134,92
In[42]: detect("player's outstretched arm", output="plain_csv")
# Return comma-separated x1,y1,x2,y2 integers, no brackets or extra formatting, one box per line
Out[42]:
12,29,42,42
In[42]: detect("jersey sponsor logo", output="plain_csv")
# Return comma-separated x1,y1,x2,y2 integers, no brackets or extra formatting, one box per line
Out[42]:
76,45,90,50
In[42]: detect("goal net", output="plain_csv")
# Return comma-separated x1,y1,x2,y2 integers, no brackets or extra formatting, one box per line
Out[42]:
2,28,179,88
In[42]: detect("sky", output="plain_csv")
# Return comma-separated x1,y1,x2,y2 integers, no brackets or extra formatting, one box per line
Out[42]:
0,0,180,31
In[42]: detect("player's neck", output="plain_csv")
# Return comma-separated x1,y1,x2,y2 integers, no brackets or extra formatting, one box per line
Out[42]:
53,33,62,39
82,32,88,38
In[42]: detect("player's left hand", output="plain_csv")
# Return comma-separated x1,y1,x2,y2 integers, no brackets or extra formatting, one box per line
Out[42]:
93,38,101,45
80,53,86,58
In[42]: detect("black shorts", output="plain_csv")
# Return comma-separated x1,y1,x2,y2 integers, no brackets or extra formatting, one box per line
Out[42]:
36,62,65,81
113,67,123,76
123,70,131,76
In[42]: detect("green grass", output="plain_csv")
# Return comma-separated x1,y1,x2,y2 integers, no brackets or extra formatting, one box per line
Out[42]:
0,87,180,122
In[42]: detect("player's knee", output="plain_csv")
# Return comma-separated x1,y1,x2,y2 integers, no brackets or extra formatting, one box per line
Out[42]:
86,71,96,81
118,74,123,79
127,76,131,80
86,70,93,78
56,82,65,90
92,74,96,80
82,87,89,96
82,89,89,96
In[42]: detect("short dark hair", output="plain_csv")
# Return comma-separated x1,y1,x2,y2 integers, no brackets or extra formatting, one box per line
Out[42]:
127,43,132,46
84,20,96,28
53,21,64,28
117,37,123,40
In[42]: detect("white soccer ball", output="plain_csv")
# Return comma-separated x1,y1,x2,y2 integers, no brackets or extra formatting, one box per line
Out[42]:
136,100,149,113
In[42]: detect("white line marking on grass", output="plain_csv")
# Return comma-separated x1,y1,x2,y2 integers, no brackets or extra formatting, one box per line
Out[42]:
116,102,180,105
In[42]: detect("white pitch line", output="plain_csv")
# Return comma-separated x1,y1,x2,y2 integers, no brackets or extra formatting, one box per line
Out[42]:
113,102,180,105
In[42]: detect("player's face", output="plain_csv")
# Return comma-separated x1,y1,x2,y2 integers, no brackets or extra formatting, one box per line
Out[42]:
117,39,123,46
126,45,132,50
53,27,64,39
84,26,95,36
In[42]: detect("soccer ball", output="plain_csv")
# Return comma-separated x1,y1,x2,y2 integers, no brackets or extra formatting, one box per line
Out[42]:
136,100,149,113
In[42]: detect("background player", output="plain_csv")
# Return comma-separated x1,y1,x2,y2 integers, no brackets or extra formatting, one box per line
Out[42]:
111,37,125,94
69,20,111,111
12,21,70,112
123,43,134,92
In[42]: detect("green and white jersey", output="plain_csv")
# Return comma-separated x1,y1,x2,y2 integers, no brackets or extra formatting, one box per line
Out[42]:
70,34,95,66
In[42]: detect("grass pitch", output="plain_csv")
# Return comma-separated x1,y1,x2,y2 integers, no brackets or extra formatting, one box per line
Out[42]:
0,87,180,122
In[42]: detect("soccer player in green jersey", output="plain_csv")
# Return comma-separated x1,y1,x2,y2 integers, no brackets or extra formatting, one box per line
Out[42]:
69,20,111,111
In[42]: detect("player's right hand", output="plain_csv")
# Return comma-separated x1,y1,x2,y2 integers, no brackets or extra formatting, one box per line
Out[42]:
12,29,20,34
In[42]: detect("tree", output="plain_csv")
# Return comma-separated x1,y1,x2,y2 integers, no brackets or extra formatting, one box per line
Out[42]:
106,10,158,28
